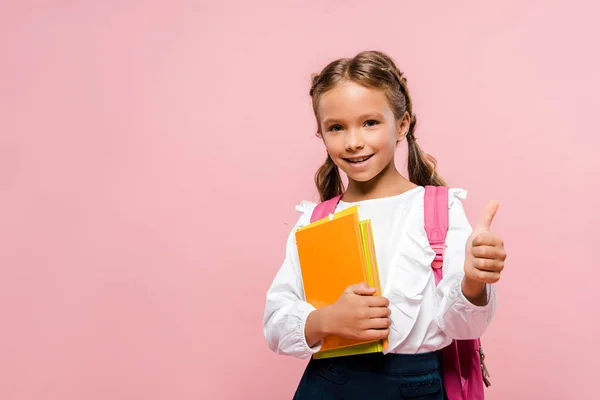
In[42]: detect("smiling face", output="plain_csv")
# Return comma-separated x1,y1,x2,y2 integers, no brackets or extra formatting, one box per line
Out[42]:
317,80,410,185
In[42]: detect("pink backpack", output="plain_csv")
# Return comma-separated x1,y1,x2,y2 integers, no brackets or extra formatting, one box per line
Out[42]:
310,186,491,400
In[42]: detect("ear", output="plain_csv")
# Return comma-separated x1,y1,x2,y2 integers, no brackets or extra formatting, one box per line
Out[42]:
396,112,411,143
315,118,324,139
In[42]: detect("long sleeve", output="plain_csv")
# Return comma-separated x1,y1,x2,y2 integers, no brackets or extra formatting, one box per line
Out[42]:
262,204,322,359
435,190,497,340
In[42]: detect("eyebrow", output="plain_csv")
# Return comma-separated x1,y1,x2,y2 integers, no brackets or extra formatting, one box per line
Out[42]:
322,113,385,126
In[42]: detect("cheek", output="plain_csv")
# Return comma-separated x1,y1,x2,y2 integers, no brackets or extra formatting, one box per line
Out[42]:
323,135,344,154
372,130,397,152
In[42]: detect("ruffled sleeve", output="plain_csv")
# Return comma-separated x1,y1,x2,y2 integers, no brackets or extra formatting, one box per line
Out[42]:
435,189,497,340
262,200,324,359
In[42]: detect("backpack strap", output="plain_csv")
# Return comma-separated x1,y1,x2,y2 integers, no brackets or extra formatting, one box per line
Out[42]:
424,186,463,399
424,186,491,399
423,186,449,285
310,194,343,223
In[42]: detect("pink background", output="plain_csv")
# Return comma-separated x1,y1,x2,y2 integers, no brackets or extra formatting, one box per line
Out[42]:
1,1,599,399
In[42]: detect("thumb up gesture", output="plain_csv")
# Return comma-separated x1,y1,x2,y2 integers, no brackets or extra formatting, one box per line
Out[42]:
463,201,507,301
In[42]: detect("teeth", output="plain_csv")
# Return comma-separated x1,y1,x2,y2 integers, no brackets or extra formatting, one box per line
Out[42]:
349,156,370,162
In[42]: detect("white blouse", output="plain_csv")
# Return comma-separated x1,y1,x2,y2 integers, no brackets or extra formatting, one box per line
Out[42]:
263,186,497,359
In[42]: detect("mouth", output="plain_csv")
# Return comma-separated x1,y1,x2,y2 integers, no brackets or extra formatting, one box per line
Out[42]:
343,154,374,164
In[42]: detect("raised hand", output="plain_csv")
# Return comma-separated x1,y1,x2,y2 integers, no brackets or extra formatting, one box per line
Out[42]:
462,201,507,303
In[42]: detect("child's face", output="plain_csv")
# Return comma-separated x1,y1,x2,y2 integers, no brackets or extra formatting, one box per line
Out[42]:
317,81,406,184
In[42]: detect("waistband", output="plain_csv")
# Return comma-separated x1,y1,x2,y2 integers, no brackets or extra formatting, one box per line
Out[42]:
310,351,442,375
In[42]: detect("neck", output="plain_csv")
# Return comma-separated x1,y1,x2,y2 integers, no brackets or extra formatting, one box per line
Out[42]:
343,160,418,202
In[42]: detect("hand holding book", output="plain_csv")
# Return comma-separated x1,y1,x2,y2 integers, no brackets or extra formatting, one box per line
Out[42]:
305,283,391,348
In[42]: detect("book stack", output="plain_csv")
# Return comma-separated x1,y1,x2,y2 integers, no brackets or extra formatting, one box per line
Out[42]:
295,205,387,359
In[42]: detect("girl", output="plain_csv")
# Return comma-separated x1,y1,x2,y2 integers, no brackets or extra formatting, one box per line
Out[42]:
263,51,506,400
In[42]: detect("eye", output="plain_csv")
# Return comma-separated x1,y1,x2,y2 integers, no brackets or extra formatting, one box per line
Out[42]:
328,124,344,132
364,120,379,127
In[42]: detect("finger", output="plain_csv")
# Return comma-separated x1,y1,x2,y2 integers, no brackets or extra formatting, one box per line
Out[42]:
475,200,499,232
365,296,390,308
365,317,392,330
471,269,502,284
472,244,507,261
346,282,376,295
473,257,505,273
368,306,392,319
472,232,504,248
360,328,390,341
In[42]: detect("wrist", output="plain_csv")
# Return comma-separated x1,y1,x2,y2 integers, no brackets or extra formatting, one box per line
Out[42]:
315,306,334,336
461,277,488,306
305,307,332,347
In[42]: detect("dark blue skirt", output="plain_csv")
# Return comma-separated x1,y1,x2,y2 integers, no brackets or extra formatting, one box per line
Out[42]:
293,351,446,400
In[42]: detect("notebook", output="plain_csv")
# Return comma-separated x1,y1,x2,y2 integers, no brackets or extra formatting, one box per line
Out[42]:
295,206,387,359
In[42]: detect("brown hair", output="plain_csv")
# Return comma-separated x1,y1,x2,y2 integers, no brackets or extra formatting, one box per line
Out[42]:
310,50,446,201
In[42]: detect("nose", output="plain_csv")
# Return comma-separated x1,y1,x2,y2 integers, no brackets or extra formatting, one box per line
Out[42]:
344,128,365,151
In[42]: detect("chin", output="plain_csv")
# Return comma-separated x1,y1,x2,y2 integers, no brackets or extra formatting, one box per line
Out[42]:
345,170,380,183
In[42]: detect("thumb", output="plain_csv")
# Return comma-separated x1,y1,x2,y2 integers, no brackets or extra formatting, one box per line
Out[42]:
476,200,499,231
346,282,376,295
